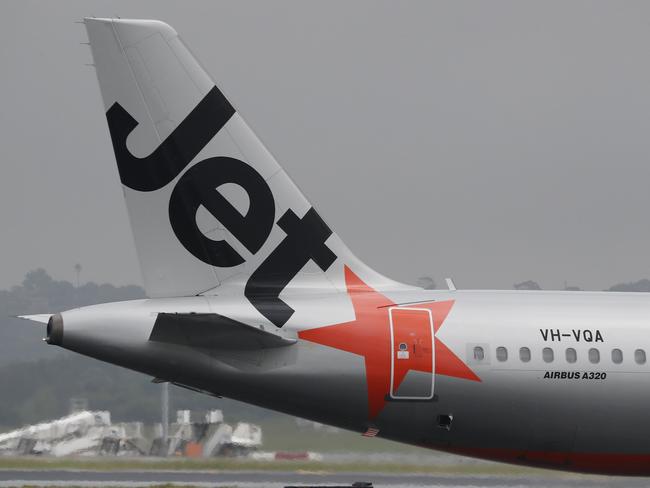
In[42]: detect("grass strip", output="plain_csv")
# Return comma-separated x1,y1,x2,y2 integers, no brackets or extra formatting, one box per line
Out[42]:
0,456,578,477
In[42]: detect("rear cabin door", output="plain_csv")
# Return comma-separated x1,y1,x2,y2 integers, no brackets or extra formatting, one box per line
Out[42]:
389,307,435,400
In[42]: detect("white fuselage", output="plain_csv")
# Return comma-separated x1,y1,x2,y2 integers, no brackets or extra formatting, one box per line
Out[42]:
51,286,650,475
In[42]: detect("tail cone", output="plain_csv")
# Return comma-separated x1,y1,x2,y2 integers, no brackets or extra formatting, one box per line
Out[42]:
46,314,64,346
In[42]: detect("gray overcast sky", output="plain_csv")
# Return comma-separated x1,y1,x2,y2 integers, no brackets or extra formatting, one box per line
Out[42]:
2,0,650,291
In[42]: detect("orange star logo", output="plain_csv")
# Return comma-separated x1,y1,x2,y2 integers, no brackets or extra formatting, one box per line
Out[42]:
299,266,480,419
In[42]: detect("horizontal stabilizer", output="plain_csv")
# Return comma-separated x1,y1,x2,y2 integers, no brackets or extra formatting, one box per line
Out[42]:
16,314,51,325
149,313,296,350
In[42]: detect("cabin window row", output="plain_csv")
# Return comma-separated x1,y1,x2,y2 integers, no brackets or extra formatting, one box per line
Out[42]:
473,346,647,365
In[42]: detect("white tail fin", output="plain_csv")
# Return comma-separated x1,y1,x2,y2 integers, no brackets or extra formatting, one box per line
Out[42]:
85,18,402,327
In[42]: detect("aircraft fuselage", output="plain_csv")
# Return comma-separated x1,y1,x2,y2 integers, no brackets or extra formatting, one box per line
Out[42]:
52,280,650,475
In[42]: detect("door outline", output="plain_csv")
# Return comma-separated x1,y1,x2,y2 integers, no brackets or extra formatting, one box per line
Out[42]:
388,307,435,400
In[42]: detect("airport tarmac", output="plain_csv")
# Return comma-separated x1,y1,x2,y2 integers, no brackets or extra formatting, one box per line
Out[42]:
0,469,647,488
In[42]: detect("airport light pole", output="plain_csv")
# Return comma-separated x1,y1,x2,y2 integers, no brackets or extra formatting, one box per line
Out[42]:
161,382,169,456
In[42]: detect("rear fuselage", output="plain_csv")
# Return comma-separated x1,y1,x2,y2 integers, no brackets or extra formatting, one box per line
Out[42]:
53,285,650,475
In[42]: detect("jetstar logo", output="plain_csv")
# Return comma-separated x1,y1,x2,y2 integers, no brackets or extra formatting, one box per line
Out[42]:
105,86,337,328
299,267,480,419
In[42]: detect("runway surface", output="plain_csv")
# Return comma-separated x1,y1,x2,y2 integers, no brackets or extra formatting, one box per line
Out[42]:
0,469,647,487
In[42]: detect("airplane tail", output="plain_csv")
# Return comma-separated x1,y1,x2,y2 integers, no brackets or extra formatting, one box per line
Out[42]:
84,18,405,327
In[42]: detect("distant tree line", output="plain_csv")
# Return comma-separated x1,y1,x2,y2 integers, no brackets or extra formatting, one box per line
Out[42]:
0,269,286,430
513,278,650,292
0,269,145,366
0,354,274,431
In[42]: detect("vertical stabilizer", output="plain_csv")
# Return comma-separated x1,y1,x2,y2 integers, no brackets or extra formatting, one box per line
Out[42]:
85,18,406,327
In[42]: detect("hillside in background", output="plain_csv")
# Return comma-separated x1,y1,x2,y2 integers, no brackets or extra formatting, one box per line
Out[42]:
0,269,145,366
0,353,277,430
0,270,279,430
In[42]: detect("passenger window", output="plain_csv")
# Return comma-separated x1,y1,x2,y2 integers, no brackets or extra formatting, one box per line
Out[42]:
565,348,577,364
496,346,507,362
473,346,485,361
611,348,623,364
542,347,554,363
588,348,600,364
635,349,646,365
519,347,531,362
